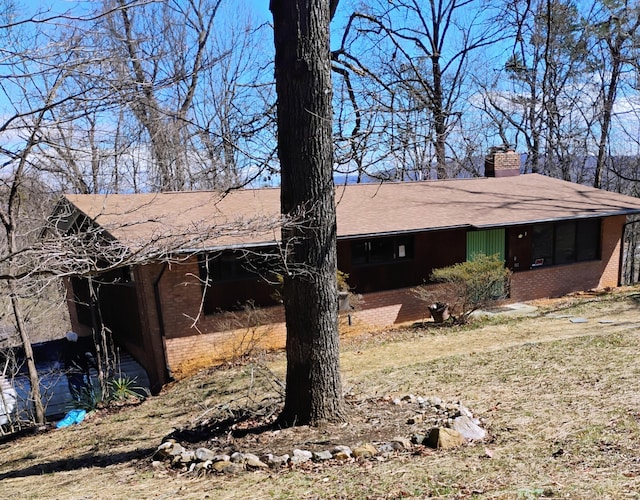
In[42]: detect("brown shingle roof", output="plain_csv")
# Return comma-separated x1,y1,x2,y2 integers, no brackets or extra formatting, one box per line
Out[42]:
62,174,640,251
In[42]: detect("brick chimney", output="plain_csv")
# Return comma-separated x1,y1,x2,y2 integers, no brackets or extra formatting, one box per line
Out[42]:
484,146,521,177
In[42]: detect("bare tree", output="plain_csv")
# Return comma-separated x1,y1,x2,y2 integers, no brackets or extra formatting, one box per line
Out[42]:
94,0,221,192
333,0,502,179
0,3,89,424
81,0,277,193
589,0,640,188
473,0,591,180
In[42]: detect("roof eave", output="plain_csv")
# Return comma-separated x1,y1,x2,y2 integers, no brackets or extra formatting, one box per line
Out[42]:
470,209,640,229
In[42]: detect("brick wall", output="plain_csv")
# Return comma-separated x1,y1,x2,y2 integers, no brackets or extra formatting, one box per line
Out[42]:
165,322,288,377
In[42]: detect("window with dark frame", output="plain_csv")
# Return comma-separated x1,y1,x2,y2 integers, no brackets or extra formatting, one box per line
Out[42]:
197,249,280,314
351,235,414,266
71,277,92,326
198,250,259,283
530,219,600,268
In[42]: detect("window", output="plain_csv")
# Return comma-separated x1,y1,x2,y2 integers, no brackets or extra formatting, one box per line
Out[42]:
531,219,600,267
531,224,553,266
197,249,279,313
71,277,92,326
198,251,256,282
351,235,414,266
576,219,600,261
554,221,576,264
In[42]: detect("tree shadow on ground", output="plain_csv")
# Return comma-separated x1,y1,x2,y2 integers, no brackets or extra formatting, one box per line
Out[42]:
0,447,155,479
628,292,640,305
164,410,280,444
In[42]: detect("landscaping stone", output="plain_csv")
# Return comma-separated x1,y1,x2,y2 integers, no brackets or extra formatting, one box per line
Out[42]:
425,427,464,449
169,443,186,456
411,433,426,445
331,445,354,461
263,453,289,467
452,415,487,441
222,462,244,474
331,445,352,458
245,456,269,469
179,450,195,463
377,443,395,455
313,450,333,461
198,460,213,470
195,447,217,461
352,443,378,459
290,449,313,464
212,460,235,473
390,437,412,450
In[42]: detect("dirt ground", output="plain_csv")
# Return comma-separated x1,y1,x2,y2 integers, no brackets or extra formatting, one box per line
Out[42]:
2,288,640,499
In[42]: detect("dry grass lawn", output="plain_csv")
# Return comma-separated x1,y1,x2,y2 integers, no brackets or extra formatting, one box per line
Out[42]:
2,289,640,499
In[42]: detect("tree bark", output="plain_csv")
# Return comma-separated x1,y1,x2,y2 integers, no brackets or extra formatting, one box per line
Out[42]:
271,0,346,425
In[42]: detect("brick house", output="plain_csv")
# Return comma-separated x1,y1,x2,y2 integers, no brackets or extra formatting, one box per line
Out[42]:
51,151,640,390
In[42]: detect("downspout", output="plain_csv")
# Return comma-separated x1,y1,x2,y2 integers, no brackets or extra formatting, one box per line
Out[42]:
153,263,173,383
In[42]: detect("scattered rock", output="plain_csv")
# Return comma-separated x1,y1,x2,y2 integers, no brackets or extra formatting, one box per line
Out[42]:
452,415,487,441
290,449,313,464
352,443,377,459
195,447,217,462
425,427,464,449
313,450,333,461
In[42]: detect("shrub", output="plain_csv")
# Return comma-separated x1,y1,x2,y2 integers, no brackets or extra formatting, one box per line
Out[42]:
414,254,511,323
108,375,148,403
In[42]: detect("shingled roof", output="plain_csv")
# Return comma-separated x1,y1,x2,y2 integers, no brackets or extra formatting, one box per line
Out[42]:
60,173,640,252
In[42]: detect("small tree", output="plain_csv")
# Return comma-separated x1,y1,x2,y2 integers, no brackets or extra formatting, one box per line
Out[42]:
414,254,511,323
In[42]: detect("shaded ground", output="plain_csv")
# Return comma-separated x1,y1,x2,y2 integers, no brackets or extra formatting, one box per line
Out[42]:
2,289,640,499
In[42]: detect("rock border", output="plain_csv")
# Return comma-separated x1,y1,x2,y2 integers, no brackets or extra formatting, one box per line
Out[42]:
152,395,488,475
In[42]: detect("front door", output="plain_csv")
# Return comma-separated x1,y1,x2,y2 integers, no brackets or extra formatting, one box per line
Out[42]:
507,226,531,271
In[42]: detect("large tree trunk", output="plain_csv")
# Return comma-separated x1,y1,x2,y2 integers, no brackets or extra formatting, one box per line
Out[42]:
271,0,346,425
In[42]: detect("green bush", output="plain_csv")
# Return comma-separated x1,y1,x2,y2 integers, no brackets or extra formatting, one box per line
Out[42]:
108,375,148,403
417,254,511,323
